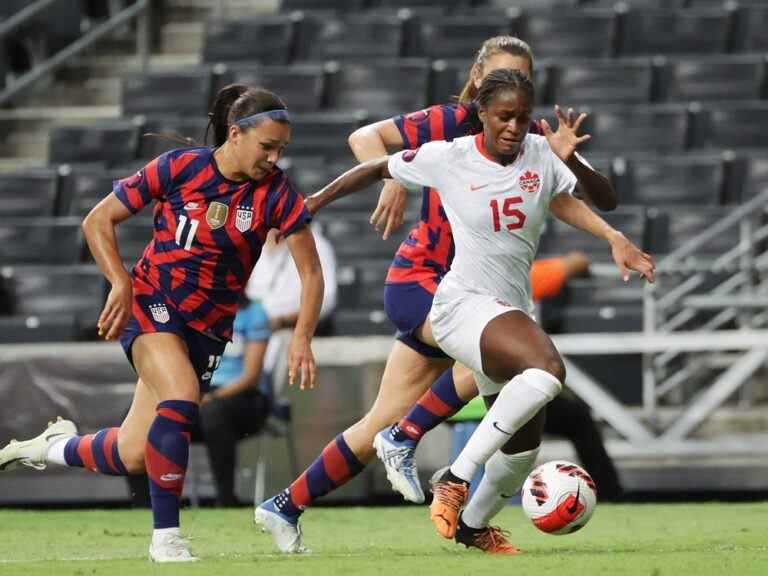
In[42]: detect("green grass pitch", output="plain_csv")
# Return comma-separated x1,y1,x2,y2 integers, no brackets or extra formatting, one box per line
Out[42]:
1,503,767,575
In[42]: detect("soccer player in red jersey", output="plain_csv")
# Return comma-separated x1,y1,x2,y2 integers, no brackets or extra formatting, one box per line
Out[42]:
255,37,616,555
0,84,324,562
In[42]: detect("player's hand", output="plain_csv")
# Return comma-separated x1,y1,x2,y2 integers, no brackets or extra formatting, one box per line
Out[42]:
287,334,317,391
541,105,591,163
609,231,656,284
98,275,133,340
370,180,407,240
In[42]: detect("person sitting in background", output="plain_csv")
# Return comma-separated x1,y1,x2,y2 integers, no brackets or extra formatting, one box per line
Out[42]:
247,223,338,415
199,296,272,507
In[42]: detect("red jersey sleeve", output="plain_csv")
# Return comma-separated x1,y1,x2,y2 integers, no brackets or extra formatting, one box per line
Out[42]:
270,176,311,238
113,152,173,214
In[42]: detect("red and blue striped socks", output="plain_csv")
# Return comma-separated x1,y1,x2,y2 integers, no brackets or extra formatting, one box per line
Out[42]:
392,368,466,442
63,428,128,475
144,400,198,529
279,433,363,517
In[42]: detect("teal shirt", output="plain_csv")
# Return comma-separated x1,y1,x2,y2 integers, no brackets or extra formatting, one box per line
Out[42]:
211,301,271,388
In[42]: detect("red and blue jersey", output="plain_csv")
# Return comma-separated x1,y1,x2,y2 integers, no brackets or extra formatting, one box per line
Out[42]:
388,103,542,292
114,147,310,340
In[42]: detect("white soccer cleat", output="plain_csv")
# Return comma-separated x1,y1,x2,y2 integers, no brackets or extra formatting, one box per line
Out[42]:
0,417,77,471
373,428,425,503
149,531,199,562
254,496,311,554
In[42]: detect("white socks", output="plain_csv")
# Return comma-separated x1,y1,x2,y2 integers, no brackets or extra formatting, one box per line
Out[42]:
449,368,561,482
462,447,539,529
45,436,75,466
153,527,181,543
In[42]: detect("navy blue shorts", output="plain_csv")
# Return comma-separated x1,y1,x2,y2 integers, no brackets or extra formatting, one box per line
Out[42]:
119,284,227,393
383,281,448,359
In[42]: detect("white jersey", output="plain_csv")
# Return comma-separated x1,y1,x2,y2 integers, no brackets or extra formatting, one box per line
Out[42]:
388,132,577,309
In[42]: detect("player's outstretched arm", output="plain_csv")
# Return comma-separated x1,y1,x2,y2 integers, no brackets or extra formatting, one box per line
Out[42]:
82,193,135,340
549,193,655,284
285,227,324,390
305,156,391,215
349,119,409,239
542,105,617,212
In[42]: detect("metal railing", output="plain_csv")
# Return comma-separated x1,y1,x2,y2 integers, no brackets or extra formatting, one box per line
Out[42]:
639,187,768,436
0,0,153,106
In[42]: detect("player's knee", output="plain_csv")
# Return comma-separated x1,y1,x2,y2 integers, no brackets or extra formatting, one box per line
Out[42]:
121,448,147,474
528,355,566,386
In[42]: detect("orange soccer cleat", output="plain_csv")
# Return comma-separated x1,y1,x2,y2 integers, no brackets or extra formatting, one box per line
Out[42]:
429,477,469,539
455,516,521,555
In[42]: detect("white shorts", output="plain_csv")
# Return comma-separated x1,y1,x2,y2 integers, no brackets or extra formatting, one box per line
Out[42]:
429,275,535,397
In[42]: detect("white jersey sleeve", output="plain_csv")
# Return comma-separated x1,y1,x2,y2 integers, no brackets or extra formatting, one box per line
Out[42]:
387,140,451,191
547,147,578,200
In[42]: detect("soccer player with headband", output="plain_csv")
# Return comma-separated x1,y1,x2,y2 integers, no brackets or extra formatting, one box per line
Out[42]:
0,84,324,562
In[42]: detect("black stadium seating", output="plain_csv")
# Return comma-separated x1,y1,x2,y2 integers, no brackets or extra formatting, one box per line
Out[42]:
6,0,768,344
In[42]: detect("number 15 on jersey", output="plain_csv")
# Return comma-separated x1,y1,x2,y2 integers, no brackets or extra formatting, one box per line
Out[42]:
490,196,526,232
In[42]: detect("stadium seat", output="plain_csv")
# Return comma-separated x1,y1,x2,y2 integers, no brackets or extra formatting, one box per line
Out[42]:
0,168,60,217
281,156,368,205
0,314,78,343
538,207,647,261
645,206,740,258
589,104,691,154
218,63,327,112
746,155,768,199
326,60,431,117
0,218,82,264
415,15,514,59
121,69,214,118
734,6,768,52
518,10,617,60
295,12,412,61
335,259,390,311
617,8,732,56
57,165,123,218
281,0,365,11
565,277,644,307
283,112,366,158
5,265,106,332
49,121,140,167
137,118,207,160
203,15,297,64
700,102,768,150
617,155,729,206
318,211,411,260
113,220,154,266
549,59,656,106
660,55,767,103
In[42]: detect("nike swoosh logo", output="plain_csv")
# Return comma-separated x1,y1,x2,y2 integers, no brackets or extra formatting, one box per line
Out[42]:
500,493,512,499
567,484,581,515
470,183,489,191
160,473,183,482
44,432,68,442
492,421,513,435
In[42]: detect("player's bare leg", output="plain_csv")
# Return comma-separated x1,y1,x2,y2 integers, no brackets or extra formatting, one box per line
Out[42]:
131,333,201,562
430,312,563,539
256,339,450,552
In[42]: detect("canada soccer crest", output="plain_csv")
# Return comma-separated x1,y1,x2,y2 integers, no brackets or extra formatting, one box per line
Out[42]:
235,205,253,232
149,303,170,324
519,170,541,194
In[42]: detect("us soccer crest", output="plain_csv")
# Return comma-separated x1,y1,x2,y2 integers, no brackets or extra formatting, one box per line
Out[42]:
149,303,170,324
206,201,229,229
235,205,253,232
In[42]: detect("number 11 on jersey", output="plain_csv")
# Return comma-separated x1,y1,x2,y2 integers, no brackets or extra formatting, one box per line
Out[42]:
175,215,199,250
490,196,526,232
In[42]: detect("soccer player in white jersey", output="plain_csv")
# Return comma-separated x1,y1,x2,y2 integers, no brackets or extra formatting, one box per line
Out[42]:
305,68,655,545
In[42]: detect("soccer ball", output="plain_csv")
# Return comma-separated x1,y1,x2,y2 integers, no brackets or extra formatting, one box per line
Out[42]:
521,460,597,535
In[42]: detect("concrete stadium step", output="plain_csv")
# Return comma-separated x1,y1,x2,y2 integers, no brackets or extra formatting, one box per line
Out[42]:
160,22,205,56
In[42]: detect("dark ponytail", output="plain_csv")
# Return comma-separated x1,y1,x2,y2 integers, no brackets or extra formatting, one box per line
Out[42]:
207,83,288,147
